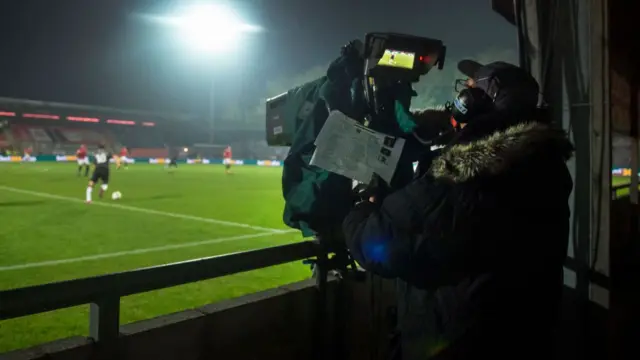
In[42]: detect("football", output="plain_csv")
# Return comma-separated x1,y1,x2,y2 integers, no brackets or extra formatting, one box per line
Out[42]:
111,191,122,200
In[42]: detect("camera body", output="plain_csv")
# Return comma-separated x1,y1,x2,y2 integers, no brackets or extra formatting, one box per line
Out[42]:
265,32,446,147
265,92,291,147
363,32,445,86
363,33,445,130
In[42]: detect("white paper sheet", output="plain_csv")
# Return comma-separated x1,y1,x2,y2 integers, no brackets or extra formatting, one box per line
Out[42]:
310,110,405,184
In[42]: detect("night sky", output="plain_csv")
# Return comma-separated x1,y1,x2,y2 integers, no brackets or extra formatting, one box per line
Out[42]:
0,0,516,120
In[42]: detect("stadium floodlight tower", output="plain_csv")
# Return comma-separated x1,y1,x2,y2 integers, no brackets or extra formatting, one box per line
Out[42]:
166,2,261,144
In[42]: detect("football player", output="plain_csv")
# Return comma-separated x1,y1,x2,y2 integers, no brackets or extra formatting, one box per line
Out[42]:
118,146,129,170
76,144,89,177
223,146,232,174
86,144,119,203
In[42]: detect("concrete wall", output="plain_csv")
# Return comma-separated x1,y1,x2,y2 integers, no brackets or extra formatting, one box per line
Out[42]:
1,276,397,360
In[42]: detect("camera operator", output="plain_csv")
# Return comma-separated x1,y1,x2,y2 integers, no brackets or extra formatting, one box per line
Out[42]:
343,61,574,359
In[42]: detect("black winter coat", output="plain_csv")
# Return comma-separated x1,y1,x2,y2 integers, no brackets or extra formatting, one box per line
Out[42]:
343,120,574,360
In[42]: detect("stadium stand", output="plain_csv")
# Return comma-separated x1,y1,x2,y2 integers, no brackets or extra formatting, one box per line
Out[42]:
111,125,166,149
0,129,8,148
2,119,287,160
0,97,288,160
8,123,116,155
0,96,193,155
130,148,169,158
10,124,112,144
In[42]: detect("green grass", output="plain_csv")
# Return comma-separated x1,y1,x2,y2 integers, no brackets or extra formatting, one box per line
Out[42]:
0,162,310,352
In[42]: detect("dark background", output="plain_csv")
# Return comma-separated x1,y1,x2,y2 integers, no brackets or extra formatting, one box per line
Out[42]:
0,0,516,118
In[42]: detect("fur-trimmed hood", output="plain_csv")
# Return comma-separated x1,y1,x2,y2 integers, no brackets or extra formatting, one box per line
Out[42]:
429,122,574,183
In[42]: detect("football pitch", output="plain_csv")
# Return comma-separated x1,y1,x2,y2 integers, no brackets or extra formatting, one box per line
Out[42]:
0,162,309,352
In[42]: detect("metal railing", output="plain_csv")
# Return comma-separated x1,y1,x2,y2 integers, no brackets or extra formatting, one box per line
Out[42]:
612,183,633,199
0,241,318,344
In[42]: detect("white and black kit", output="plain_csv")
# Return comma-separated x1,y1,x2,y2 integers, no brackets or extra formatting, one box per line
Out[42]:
91,149,112,184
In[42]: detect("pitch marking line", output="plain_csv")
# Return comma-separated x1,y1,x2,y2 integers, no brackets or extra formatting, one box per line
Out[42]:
0,185,286,233
0,231,296,272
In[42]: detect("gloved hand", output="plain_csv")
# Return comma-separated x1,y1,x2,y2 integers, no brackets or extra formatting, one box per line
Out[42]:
409,106,456,146
352,174,391,204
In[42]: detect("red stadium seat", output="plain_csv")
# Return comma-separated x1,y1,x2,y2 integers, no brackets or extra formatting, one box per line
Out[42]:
50,127,110,145
130,148,169,158
10,125,35,142
0,131,7,147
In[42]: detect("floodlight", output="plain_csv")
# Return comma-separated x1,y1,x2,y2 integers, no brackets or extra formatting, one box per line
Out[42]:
168,3,260,53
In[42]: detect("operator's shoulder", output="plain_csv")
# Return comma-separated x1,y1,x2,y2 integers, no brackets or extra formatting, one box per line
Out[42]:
411,173,455,190
391,174,452,208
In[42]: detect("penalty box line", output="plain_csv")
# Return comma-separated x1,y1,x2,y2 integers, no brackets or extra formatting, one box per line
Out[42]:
0,185,286,233
0,231,296,272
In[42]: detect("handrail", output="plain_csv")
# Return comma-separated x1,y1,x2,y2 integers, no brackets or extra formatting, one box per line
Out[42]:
0,240,318,342
611,183,632,199
612,183,630,191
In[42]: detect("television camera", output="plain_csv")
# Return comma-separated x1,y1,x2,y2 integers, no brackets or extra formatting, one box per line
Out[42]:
266,31,447,264
267,32,447,266
266,32,446,146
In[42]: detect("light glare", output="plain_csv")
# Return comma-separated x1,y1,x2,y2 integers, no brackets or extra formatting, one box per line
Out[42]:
170,4,260,53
